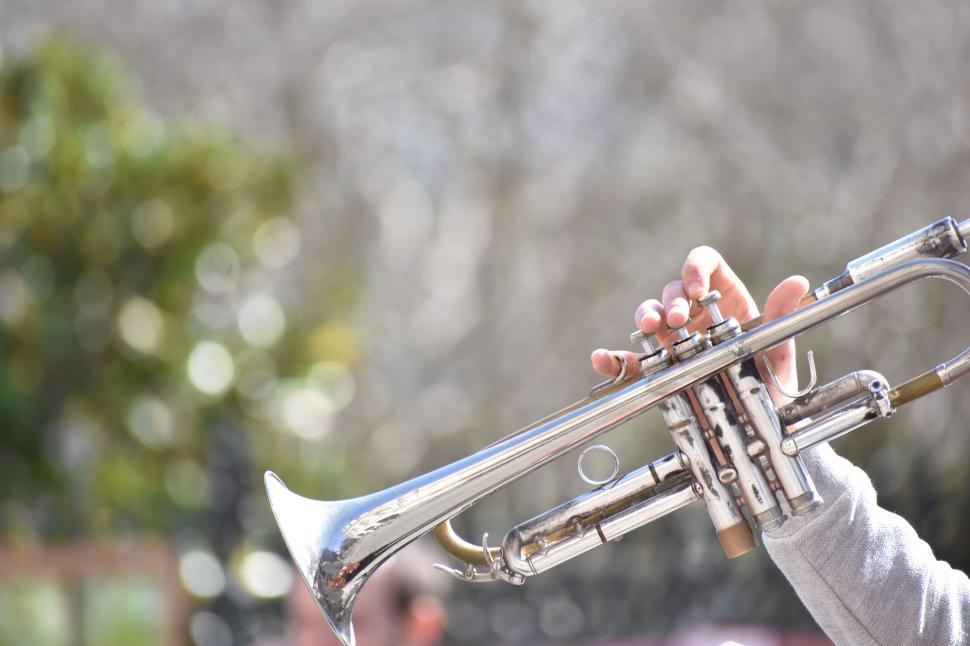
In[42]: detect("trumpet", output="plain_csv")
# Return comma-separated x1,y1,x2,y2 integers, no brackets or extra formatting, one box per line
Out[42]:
265,217,970,646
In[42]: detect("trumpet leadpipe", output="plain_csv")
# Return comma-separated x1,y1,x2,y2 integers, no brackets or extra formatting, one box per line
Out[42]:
743,217,969,331
824,216,968,295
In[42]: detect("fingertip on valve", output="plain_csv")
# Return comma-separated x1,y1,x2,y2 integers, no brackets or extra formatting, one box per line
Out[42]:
590,349,618,377
634,300,663,333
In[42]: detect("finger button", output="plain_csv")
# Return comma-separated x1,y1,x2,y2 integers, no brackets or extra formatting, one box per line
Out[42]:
698,290,725,324
630,330,658,354
674,319,692,341
701,291,742,345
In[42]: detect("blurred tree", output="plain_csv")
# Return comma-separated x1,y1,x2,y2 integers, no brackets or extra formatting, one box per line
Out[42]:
0,37,351,548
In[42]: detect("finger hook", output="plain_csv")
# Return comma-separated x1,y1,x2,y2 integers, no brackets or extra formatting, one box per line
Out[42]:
764,350,817,399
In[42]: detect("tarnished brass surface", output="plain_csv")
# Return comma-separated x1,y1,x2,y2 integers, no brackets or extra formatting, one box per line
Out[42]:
889,370,945,408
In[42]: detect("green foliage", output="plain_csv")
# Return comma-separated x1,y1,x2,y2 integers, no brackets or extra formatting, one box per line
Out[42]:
0,38,350,540
0,580,70,646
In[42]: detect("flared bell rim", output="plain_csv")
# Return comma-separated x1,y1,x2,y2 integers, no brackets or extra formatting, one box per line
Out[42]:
264,471,358,646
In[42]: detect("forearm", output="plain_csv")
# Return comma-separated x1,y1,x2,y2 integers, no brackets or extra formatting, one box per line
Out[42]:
763,444,970,645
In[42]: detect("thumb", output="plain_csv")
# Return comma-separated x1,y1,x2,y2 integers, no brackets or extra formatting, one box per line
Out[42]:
760,275,810,400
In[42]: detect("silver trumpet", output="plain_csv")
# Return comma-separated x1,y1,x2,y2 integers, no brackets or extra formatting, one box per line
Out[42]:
265,217,970,646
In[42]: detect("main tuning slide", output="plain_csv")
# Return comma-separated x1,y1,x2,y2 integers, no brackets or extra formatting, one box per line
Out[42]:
264,216,970,646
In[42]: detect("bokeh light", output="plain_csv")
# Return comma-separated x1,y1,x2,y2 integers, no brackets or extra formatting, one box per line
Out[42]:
189,611,233,646
131,199,175,250
195,243,240,295
307,361,355,411
276,383,333,440
126,395,174,450
237,293,286,348
187,342,235,396
117,297,164,355
236,550,293,599
179,551,226,600
253,217,300,269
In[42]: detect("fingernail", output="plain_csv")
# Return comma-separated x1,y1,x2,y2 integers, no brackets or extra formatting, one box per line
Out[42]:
666,305,687,328
638,308,659,332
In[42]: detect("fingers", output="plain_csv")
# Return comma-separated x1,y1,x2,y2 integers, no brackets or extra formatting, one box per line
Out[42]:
681,245,756,309
634,299,664,334
661,281,690,329
681,246,724,300
591,249,801,387
760,276,810,396
590,349,643,378
591,298,664,378
762,275,809,323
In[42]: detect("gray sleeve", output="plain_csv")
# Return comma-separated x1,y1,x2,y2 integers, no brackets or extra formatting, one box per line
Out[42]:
763,444,970,646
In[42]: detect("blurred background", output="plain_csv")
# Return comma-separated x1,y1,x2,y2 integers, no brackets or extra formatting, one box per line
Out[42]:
1,1,969,645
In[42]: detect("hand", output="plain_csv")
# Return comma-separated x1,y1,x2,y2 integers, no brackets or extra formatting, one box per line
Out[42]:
590,246,809,402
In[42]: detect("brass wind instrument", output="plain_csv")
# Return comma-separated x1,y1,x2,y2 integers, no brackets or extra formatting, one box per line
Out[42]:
265,217,970,646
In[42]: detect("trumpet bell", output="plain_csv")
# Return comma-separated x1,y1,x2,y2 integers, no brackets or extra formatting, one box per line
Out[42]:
264,471,367,646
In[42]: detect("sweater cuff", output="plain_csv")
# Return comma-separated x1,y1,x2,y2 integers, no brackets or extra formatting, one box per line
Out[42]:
764,443,873,539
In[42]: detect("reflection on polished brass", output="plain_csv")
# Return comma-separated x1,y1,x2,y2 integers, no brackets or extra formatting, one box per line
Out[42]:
433,521,501,567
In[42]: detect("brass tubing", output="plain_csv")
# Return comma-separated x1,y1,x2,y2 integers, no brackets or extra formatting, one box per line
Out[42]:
741,293,818,332
888,370,945,408
434,521,502,567
264,257,970,646
777,370,886,426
